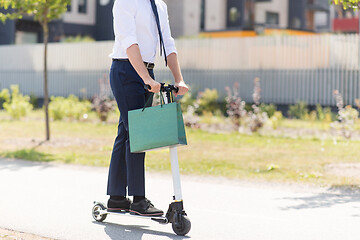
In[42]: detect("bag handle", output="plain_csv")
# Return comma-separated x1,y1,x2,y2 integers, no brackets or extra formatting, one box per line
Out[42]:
142,92,164,112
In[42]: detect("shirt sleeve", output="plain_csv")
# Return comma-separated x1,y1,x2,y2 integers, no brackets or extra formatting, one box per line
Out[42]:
113,0,138,52
161,3,177,57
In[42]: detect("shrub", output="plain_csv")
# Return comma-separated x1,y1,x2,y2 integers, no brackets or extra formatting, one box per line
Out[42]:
29,92,39,109
288,101,309,119
49,95,92,121
245,78,268,132
309,110,317,121
259,103,276,118
2,85,33,119
324,107,336,122
62,35,95,43
267,111,283,129
315,104,335,122
331,90,358,139
183,105,200,128
225,82,246,126
0,88,10,109
195,88,219,115
92,76,116,122
180,92,195,113
316,104,325,121
93,96,115,122
225,78,268,132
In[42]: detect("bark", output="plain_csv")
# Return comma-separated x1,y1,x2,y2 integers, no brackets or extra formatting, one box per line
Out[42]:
43,17,50,141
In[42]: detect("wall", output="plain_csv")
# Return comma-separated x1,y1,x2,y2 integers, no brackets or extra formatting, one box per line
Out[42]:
0,19,15,45
166,0,201,38
183,0,202,36
204,0,227,31
166,0,185,38
63,0,97,26
0,9,15,45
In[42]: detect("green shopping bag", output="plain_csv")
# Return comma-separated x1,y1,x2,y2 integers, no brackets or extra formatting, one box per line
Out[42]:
128,101,187,153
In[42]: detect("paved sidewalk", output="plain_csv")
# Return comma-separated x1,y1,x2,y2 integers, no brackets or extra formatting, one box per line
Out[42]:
1,158,360,240
0,228,52,240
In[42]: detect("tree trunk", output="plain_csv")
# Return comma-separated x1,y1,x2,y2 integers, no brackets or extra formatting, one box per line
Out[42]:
43,21,50,141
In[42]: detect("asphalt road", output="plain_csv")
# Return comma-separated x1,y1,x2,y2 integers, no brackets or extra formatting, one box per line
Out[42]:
0,158,360,240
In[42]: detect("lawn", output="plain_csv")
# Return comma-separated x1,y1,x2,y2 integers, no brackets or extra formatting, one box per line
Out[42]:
1,110,360,186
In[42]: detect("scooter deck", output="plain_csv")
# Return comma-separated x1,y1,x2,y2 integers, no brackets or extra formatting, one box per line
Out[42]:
95,205,168,224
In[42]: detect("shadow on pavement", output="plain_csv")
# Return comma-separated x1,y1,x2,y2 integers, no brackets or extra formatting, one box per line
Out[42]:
93,221,190,240
280,185,360,210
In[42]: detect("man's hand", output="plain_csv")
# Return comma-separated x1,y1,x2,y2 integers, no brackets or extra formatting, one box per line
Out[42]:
174,81,189,97
144,77,161,93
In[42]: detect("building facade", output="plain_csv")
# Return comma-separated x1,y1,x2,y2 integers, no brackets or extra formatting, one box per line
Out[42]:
166,0,332,38
189,0,331,37
0,0,333,46
0,0,114,45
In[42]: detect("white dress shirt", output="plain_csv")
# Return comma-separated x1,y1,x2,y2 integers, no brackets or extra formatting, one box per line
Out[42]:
109,0,177,64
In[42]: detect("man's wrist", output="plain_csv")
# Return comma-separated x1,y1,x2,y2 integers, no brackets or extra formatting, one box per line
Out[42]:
143,76,153,85
175,77,184,84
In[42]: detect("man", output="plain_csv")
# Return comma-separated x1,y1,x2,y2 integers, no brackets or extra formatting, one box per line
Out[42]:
107,0,189,216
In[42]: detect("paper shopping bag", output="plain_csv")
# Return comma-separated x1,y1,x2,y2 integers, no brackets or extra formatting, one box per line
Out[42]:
128,102,187,153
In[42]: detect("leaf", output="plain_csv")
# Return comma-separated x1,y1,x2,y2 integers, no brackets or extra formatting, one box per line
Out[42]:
0,0,71,22
333,0,360,9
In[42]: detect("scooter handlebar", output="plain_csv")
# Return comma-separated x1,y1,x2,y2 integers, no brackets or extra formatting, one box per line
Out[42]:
144,84,179,93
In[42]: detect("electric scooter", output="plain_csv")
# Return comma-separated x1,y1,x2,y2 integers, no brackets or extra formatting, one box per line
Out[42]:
92,84,191,236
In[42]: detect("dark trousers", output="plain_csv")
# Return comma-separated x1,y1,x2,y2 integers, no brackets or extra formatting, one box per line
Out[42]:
107,60,154,196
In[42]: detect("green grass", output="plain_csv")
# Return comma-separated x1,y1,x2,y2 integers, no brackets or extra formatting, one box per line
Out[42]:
281,119,331,130
1,110,360,186
1,149,55,162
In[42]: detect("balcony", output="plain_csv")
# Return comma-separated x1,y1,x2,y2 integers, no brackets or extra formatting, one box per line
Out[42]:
333,18,359,33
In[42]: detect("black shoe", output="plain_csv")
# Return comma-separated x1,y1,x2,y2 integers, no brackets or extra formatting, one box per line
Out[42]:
130,198,164,216
107,198,131,212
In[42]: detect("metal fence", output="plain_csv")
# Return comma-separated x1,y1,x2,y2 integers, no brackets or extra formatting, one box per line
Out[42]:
0,34,359,106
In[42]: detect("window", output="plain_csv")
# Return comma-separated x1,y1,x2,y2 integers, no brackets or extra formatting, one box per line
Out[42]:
67,4,71,12
229,7,240,24
78,0,87,14
15,31,38,44
315,12,327,27
291,17,301,29
99,0,111,6
266,12,279,26
226,0,243,28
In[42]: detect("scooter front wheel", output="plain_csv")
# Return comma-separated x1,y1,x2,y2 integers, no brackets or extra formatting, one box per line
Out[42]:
92,203,107,222
172,215,191,236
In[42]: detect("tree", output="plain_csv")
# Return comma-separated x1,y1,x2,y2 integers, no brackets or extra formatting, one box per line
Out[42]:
333,0,360,9
0,0,71,141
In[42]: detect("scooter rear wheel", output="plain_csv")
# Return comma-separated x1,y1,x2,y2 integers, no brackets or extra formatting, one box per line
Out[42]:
172,215,191,236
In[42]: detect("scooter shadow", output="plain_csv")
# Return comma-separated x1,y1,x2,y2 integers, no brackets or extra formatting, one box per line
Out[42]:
93,221,191,240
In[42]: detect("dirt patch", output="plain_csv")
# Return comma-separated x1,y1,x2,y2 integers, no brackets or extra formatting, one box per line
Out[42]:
0,228,53,240
325,163,360,179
